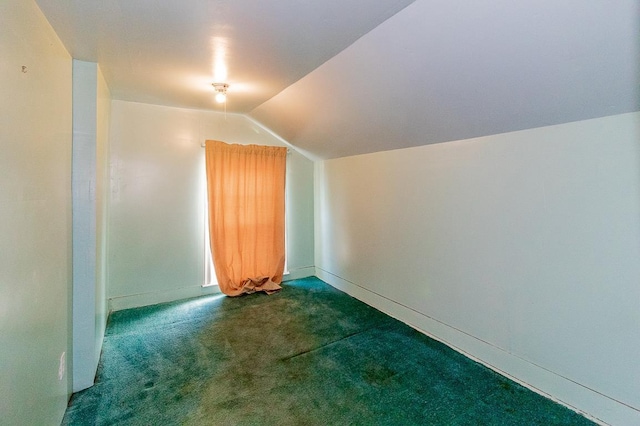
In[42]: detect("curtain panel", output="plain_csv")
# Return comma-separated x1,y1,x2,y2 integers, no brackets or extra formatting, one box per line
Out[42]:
205,140,287,296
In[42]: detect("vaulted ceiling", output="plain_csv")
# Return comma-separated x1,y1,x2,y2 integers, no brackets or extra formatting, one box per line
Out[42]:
36,0,639,160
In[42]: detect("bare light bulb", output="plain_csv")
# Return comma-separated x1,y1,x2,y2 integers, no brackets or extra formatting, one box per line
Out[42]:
215,92,226,103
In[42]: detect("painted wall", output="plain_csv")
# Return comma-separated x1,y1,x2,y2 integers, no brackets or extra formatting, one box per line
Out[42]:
96,65,111,374
108,101,314,309
0,0,73,424
315,112,640,425
71,60,111,392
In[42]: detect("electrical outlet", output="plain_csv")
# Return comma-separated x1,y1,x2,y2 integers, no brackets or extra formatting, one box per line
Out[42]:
58,352,66,381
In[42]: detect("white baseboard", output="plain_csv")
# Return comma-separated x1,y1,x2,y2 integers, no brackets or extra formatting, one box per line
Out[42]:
315,267,638,426
283,266,315,282
109,284,222,312
108,267,315,312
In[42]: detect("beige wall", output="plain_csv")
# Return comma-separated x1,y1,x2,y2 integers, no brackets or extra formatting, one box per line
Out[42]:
0,0,73,424
108,101,314,309
315,112,640,425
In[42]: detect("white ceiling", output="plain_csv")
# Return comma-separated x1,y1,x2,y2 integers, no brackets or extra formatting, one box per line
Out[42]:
36,0,639,160
35,0,416,112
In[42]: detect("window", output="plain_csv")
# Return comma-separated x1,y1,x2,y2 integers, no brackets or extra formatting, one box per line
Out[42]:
202,147,289,288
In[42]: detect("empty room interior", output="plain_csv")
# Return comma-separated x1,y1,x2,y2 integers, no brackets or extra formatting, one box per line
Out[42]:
1,0,639,425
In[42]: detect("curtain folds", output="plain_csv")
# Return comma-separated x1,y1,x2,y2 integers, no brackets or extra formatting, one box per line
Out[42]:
205,140,287,296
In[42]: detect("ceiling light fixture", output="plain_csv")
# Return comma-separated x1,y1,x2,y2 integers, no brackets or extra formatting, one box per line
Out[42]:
212,82,229,104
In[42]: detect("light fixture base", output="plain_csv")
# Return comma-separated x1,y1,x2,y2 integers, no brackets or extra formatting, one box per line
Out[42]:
212,83,229,104
212,83,229,91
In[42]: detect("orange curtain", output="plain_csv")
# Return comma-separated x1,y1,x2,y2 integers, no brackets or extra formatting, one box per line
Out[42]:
205,140,287,296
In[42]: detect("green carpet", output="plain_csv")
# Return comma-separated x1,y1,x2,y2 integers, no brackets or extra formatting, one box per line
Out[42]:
63,277,594,425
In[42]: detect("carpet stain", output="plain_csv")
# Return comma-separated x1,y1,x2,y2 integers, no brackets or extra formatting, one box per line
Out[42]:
62,277,595,426
363,363,397,386
500,380,512,391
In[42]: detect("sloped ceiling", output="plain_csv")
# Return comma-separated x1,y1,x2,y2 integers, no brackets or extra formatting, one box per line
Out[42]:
251,0,640,159
36,0,639,160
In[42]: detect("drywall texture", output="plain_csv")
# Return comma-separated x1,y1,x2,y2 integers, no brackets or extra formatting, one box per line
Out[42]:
95,65,111,376
71,60,111,392
72,59,97,392
0,0,73,424
315,113,640,425
108,101,314,308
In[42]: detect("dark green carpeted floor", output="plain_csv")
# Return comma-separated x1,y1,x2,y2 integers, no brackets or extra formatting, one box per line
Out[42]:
63,277,595,425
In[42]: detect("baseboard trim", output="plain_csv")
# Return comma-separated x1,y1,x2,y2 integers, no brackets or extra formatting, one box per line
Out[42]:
283,266,315,282
109,285,222,312
108,267,316,312
315,267,638,426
